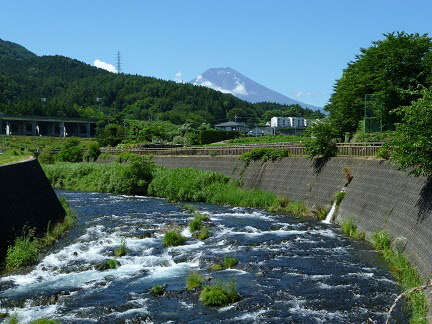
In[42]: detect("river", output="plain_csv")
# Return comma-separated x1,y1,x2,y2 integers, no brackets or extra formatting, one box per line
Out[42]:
0,191,406,323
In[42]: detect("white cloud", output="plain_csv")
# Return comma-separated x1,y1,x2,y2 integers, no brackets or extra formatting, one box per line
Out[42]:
94,59,117,73
294,91,303,98
231,81,248,96
175,71,183,83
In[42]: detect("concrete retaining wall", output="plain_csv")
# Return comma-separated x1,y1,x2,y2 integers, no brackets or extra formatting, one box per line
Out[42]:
0,158,65,259
154,156,432,281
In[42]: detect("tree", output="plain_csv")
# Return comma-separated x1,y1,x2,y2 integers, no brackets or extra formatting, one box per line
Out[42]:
326,32,432,135
303,119,338,159
387,89,432,176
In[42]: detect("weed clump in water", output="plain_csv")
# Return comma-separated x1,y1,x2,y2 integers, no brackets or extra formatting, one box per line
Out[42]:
223,257,238,269
163,224,187,247
186,271,205,290
5,229,38,269
115,238,127,257
199,278,240,306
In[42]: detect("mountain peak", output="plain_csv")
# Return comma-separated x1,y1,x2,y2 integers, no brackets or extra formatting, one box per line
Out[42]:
190,67,320,110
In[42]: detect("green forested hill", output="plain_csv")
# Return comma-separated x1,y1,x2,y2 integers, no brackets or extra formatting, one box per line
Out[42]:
0,39,324,124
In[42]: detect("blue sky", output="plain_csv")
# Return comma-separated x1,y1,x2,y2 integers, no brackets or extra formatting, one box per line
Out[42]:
1,0,431,108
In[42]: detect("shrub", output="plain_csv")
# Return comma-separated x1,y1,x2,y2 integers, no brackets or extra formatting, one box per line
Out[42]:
223,257,238,269
186,271,205,290
84,142,101,162
303,119,338,159
55,146,84,163
37,150,55,164
6,230,39,269
199,279,240,306
163,225,187,247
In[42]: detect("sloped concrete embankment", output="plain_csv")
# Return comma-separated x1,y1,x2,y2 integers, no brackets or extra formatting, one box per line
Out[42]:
0,159,65,259
153,156,432,282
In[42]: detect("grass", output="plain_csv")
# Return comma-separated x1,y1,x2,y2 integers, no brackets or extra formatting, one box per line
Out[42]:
340,219,365,239
163,224,187,247
199,278,240,306
150,285,166,296
311,204,328,221
371,230,427,323
186,271,205,290
5,229,39,269
115,238,127,257
212,135,306,146
195,226,211,240
223,257,238,269
43,157,155,195
5,198,76,269
208,264,223,271
334,192,346,206
188,212,210,233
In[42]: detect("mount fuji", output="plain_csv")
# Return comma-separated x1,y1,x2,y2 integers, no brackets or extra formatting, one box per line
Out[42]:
190,67,320,110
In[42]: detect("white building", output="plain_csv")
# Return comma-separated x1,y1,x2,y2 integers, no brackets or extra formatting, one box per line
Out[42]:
270,116,306,128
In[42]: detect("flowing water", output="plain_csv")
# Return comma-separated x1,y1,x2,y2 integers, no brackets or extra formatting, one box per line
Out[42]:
0,191,406,323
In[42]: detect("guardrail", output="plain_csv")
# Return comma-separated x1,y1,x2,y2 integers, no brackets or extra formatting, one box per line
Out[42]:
101,142,384,158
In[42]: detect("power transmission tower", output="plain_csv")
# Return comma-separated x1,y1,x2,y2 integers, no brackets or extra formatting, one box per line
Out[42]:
116,51,122,74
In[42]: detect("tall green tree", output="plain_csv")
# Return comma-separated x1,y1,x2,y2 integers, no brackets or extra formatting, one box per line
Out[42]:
326,32,432,135
387,88,432,176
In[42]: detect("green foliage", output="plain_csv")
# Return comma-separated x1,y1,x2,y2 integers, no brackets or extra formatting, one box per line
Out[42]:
150,285,166,296
326,32,432,135
303,120,338,159
163,225,187,247
148,168,231,202
43,158,155,195
84,142,101,162
188,212,210,233
199,278,240,306
55,137,84,163
195,226,211,240
387,89,432,176
186,271,205,290
115,238,127,257
371,230,427,323
5,313,19,324
30,319,61,324
6,229,38,269
240,147,289,167
224,135,306,145
223,257,238,269
37,150,55,164
340,219,358,238
97,123,125,147
335,192,346,206
311,205,328,220
208,264,223,271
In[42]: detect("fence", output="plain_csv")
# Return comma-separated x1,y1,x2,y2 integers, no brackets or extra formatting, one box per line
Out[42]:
101,142,384,158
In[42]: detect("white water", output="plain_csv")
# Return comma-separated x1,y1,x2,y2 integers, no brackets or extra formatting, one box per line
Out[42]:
323,188,346,224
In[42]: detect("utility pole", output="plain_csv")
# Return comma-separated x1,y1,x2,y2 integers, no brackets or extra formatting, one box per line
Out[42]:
116,51,122,74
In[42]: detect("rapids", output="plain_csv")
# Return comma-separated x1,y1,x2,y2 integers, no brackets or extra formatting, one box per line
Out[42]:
0,191,406,323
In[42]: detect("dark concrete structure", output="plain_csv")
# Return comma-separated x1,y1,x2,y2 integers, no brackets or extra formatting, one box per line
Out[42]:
0,114,97,137
0,159,65,259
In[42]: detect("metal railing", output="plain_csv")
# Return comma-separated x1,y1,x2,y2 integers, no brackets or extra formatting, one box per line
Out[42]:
101,142,384,158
